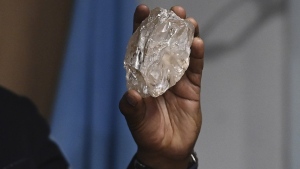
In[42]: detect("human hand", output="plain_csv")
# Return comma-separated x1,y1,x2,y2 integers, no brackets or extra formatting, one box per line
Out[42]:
119,4,204,169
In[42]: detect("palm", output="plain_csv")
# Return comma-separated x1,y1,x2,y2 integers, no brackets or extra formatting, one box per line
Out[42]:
132,68,202,158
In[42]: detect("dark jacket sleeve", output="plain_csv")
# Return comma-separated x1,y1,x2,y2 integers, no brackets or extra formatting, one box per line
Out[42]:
0,87,68,169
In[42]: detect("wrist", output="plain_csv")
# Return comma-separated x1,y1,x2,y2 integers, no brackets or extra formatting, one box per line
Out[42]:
135,150,196,169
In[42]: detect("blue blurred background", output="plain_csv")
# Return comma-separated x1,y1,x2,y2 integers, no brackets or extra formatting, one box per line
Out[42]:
50,0,137,169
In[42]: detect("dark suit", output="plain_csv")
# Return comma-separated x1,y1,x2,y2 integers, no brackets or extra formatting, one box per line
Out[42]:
0,87,68,169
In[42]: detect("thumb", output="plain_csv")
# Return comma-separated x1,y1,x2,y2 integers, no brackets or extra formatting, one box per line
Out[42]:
119,90,145,130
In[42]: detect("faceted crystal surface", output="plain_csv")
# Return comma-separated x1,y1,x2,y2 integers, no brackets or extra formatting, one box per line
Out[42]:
124,7,195,97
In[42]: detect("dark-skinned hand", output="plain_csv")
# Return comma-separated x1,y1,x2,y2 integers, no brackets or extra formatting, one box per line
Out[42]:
119,4,204,169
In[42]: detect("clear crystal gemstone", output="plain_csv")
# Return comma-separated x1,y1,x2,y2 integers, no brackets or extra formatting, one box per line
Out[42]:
124,7,195,97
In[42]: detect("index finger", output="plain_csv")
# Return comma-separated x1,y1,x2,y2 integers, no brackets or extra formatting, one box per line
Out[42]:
170,6,186,19
133,4,150,33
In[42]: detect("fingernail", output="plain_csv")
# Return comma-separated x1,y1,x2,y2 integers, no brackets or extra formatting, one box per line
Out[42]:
127,94,137,107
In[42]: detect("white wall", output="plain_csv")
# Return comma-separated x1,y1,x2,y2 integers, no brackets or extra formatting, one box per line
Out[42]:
137,0,287,169
288,0,300,168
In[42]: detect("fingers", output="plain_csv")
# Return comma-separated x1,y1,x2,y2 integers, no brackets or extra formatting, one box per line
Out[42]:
171,6,203,86
171,6,199,37
133,4,150,33
185,37,204,87
133,5,200,37
187,17,199,37
119,90,145,129
171,6,186,18
189,37,204,74
171,6,202,72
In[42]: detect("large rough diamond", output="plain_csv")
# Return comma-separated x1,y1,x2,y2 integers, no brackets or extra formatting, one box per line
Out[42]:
124,7,195,98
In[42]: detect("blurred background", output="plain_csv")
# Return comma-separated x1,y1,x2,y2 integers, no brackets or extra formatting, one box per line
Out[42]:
0,0,299,169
